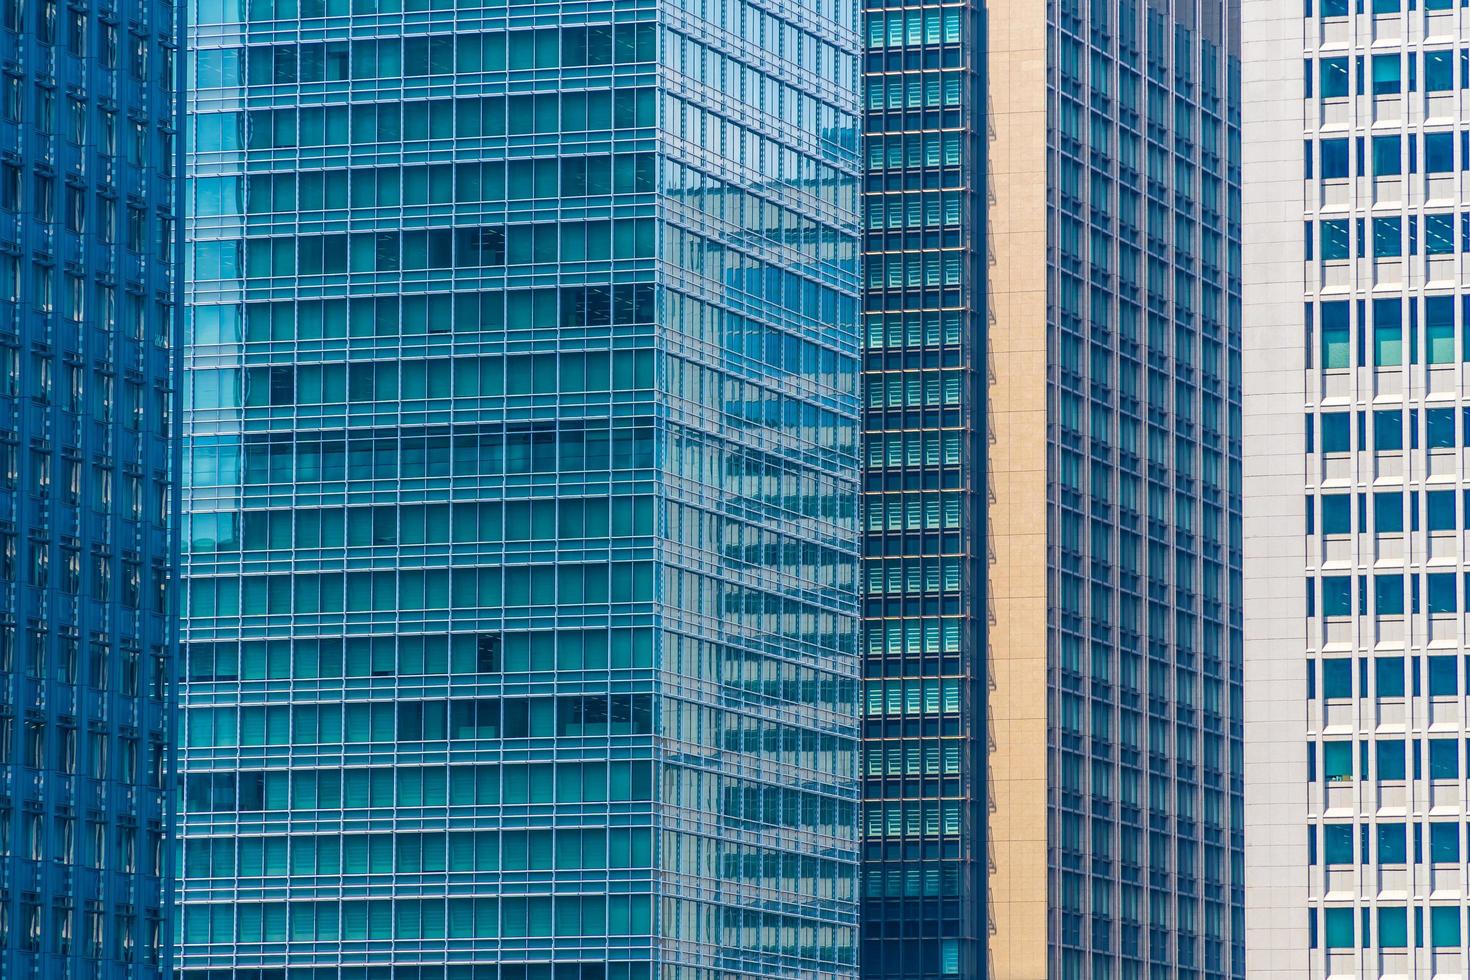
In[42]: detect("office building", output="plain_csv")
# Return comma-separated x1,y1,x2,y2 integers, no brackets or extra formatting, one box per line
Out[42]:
984,1,1243,977
0,0,180,974
179,0,863,979
857,0,985,976
1244,1,1470,977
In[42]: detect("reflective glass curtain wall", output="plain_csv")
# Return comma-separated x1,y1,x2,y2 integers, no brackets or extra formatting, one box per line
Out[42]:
181,0,863,977
858,0,985,977
858,0,993,975
1045,1,1242,977
0,0,181,974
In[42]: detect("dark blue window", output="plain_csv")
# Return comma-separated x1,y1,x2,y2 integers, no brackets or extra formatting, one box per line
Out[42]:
1430,823,1462,862
1376,739,1407,780
1375,575,1405,616
1377,823,1408,863
1320,412,1352,453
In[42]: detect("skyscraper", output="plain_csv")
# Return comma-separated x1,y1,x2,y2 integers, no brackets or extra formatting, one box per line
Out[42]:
179,1,863,979
0,0,180,973
1244,1,1470,976
857,0,986,977
984,1,1242,977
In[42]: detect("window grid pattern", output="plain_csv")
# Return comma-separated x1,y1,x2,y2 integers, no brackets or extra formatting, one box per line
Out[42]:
0,0,180,976
181,0,864,978
1047,1,1242,978
1303,2,1470,977
858,0,984,977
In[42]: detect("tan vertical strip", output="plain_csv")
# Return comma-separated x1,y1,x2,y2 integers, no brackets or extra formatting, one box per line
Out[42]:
985,1,1050,978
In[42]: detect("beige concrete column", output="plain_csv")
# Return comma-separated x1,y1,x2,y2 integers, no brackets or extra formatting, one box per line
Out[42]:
985,1,1050,977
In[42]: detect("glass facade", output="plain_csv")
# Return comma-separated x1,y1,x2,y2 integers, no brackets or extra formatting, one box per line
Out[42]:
0,0,180,973
857,0,984,977
180,0,862,978
1292,1,1470,976
1045,1,1241,977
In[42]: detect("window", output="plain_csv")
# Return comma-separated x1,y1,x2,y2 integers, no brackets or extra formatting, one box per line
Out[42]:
1320,138,1349,179
1378,907,1408,948
1373,298,1405,365
1319,58,1350,99
1426,491,1456,531
1374,410,1403,452
1375,574,1405,616
1425,213,1456,255
1429,737,1460,778
1430,823,1462,863
1428,408,1457,449
1320,494,1351,535
1323,907,1354,949
1320,302,1350,368
1319,412,1351,453
1373,216,1402,259
1376,738,1407,779
1426,296,1455,363
1428,655,1459,696
1431,907,1462,948
1427,573,1458,614
476,634,501,673
1321,659,1352,699
1373,135,1402,176
1425,132,1455,174
1375,822,1411,863
1425,50,1455,92
1322,576,1352,617
1371,54,1402,95
1319,219,1350,260
1322,823,1353,864
1322,741,1353,780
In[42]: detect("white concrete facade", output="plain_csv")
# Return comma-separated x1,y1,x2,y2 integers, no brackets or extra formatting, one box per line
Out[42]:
1247,2,1470,978
1242,0,1310,976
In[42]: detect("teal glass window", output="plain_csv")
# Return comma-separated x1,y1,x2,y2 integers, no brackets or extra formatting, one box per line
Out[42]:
1320,220,1350,260
1426,491,1457,531
1428,408,1458,448
1371,54,1402,95
1322,576,1353,617
1378,907,1409,948
1431,907,1462,948
1376,738,1407,780
1429,656,1460,695
1320,138,1350,179
1321,494,1352,534
1320,58,1350,98
1425,51,1456,92
1376,657,1407,698
1375,575,1406,616
1424,213,1456,255
1430,823,1462,862
1429,737,1461,777
1322,823,1354,864
1373,216,1403,260
1320,302,1351,367
1321,659,1353,699
1427,296,1456,362
1370,299,1393,367
1323,907,1355,949
1373,135,1403,175
1322,741,1354,781
1425,132,1456,173
1427,573,1459,614
1377,823,1408,863
1374,410,1404,452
